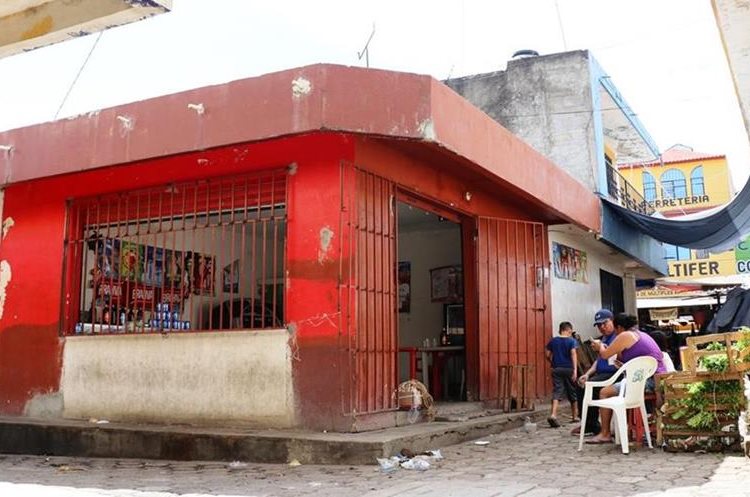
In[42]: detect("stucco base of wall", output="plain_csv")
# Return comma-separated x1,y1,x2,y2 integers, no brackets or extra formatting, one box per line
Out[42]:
23,391,63,418
61,330,295,428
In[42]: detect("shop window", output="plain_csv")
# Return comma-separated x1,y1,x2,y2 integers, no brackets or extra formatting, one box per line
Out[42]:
660,169,687,199
642,171,657,201
663,243,690,261
691,166,705,196
64,170,287,335
694,249,710,259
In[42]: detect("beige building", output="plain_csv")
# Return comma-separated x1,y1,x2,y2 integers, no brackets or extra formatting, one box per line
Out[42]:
0,0,171,58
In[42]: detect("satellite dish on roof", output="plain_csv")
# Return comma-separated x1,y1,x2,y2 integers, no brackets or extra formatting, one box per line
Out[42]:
511,49,540,59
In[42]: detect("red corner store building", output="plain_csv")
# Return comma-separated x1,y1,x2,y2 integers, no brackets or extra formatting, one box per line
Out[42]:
0,64,600,431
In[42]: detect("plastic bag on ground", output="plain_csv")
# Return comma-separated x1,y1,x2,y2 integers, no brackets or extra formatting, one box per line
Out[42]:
376,457,400,473
400,457,430,471
425,449,443,460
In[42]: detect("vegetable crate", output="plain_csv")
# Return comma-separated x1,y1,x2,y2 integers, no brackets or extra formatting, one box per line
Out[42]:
680,331,750,375
656,370,744,451
656,331,750,452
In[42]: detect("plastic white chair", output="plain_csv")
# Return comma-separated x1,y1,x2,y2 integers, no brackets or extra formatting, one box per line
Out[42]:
577,356,658,454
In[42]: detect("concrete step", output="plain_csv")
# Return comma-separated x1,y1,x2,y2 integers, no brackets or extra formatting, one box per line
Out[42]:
433,402,503,422
0,407,550,466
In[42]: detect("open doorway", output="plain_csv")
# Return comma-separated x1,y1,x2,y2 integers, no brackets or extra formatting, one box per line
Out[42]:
397,200,466,402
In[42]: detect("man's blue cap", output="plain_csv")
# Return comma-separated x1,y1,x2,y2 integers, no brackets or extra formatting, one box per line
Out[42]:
593,309,614,326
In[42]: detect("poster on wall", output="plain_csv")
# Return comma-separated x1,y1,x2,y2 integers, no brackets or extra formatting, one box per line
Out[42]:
398,261,411,313
430,265,463,303
164,250,181,288
222,259,240,293
193,253,215,296
87,232,222,299
164,250,193,295
552,242,588,283
142,246,165,287
89,236,120,283
119,241,143,281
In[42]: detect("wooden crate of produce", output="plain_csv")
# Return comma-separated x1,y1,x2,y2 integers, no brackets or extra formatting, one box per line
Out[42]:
656,370,745,451
681,331,750,374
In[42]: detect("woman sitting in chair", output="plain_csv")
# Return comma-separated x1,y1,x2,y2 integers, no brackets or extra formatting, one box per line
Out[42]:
585,313,667,444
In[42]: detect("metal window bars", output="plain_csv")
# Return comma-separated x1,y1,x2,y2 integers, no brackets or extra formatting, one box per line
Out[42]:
63,170,287,335
606,164,656,215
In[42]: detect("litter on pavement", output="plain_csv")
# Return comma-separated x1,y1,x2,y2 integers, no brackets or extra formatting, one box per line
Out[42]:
376,448,443,473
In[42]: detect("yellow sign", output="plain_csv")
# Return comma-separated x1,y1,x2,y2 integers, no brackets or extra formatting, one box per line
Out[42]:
619,146,741,281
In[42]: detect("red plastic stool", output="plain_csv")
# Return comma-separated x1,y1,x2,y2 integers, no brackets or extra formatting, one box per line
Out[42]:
399,347,423,380
628,392,657,444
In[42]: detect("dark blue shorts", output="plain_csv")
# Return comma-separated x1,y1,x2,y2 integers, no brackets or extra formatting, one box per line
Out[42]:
551,367,577,402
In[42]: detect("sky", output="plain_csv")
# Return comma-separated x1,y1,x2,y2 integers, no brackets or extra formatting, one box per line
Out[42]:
0,0,748,188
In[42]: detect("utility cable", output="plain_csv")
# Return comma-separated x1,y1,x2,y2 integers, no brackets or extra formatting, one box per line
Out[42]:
54,31,104,120
554,0,568,51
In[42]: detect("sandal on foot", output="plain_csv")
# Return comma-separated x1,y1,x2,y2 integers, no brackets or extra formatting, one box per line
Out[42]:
547,416,561,428
585,436,613,444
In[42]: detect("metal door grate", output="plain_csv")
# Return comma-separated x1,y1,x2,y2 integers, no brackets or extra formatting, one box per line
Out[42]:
477,217,549,402
340,165,397,415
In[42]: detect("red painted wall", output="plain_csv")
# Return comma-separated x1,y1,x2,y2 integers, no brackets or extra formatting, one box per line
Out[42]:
355,138,536,221
0,183,66,414
0,132,353,420
0,129,555,428
285,142,356,430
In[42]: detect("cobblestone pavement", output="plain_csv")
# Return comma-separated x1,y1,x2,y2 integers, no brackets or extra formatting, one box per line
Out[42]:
1,421,749,497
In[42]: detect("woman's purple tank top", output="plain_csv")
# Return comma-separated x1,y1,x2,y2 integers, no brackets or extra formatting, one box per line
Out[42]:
620,330,667,373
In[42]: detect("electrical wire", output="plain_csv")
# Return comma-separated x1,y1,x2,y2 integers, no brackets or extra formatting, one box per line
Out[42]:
54,31,104,120
554,0,567,51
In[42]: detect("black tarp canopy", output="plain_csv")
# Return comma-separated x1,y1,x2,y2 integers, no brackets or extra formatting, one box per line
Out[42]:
604,176,750,251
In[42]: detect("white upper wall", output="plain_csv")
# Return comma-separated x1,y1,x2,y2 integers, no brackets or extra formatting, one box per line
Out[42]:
549,227,636,340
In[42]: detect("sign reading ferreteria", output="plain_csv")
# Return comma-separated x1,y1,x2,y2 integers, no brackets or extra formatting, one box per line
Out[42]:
645,194,711,210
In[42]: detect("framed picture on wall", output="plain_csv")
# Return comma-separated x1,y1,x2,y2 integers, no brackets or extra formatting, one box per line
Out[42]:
444,303,465,336
430,265,463,303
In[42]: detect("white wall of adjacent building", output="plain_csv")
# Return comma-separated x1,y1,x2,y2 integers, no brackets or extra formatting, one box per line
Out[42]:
549,227,637,341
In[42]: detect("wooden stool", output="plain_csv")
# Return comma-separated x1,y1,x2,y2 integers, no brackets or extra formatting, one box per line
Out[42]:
498,364,535,412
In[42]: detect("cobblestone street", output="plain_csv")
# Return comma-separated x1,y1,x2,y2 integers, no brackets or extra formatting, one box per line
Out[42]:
1,421,749,497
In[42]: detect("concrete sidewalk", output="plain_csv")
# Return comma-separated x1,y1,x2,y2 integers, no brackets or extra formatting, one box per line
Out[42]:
0,405,550,465
1,416,749,497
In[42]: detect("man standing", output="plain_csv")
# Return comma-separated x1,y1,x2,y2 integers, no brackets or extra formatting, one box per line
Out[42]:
571,309,617,436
